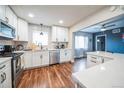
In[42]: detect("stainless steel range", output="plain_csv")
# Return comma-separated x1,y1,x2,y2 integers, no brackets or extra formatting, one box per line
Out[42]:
0,45,24,88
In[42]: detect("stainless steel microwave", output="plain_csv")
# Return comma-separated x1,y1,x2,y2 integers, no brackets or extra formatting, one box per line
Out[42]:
0,20,15,39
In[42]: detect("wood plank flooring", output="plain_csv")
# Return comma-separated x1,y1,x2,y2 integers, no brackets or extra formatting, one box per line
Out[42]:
17,58,87,88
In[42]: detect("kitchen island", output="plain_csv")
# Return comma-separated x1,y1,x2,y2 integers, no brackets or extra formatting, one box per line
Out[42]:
72,51,124,88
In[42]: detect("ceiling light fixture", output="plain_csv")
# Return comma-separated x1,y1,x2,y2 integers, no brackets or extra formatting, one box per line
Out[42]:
100,24,106,31
101,28,106,31
28,13,34,18
59,20,63,24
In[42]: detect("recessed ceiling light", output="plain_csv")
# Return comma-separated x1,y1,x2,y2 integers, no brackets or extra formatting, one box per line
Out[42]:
28,13,34,18
59,20,63,24
101,28,106,31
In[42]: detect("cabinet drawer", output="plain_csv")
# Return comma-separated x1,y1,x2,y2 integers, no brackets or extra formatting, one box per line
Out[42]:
0,67,12,88
0,61,10,71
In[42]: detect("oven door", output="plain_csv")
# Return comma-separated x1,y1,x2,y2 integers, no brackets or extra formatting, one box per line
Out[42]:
12,56,24,87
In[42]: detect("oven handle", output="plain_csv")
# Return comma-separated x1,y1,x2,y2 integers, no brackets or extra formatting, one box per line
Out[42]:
3,72,6,81
0,65,5,70
1,74,4,84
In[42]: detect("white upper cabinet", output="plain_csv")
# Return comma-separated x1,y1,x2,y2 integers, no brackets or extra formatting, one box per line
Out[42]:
0,5,6,21
60,49,72,63
5,6,15,27
17,18,28,41
52,26,68,42
0,6,18,40
13,14,18,40
52,26,57,42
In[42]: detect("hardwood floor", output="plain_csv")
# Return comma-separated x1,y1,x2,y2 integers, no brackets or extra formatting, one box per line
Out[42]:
17,58,87,88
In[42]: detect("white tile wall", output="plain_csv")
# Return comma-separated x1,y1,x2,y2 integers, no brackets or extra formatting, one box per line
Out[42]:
0,40,14,45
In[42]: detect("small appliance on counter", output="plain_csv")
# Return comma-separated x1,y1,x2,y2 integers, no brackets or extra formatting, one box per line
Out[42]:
15,44,24,51
55,43,66,49
0,45,24,88
60,44,65,49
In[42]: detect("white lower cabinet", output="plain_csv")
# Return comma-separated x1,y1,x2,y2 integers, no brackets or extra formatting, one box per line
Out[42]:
87,54,112,68
41,51,49,66
24,49,71,69
87,55,98,68
0,60,12,88
60,49,72,63
24,51,33,68
32,52,42,67
24,51,49,69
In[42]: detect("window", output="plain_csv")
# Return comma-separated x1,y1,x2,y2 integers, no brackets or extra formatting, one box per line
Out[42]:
75,36,88,49
32,31,48,46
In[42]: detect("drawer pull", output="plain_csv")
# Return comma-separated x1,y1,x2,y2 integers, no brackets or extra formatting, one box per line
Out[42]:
91,60,96,63
91,57,97,59
1,74,4,84
0,65,5,70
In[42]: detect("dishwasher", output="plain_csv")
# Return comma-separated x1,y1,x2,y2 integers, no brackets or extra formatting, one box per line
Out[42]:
49,50,60,65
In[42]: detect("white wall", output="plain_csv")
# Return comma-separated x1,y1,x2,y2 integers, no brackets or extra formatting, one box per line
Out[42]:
69,6,124,49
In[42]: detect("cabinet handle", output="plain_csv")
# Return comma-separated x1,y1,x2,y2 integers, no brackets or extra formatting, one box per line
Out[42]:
56,38,58,42
1,74,4,84
5,17,9,23
102,58,104,63
18,35,19,40
64,38,66,41
3,73,6,81
91,57,97,59
40,55,42,59
91,60,96,63
0,65,5,70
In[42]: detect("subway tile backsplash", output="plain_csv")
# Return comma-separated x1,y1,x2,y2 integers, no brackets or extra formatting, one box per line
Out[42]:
0,40,14,45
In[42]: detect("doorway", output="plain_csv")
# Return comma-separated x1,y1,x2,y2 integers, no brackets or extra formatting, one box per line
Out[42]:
96,35,106,51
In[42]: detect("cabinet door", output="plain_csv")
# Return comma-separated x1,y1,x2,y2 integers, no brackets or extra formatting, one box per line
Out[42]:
86,55,97,68
18,18,28,41
0,61,12,88
56,27,64,42
41,51,49,66
52,26,57,42
20,54,25,68
65,50,72,61
5,6,14,26
13,14,18,40
63,28,68,42
0,5,6,21
24,52,33,68
0,71,3,88
32,52,42,67
52,26,68,42
60,50,67,63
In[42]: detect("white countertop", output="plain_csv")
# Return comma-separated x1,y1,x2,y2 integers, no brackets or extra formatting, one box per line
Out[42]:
72,51,124,88
13,48,72,53
0,57,12,65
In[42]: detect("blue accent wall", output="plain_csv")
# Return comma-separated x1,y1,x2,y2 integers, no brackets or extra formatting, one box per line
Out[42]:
93,27,124,53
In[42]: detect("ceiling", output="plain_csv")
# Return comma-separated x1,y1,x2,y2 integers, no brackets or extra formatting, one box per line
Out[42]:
80,14,124,33
10,5,106,27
